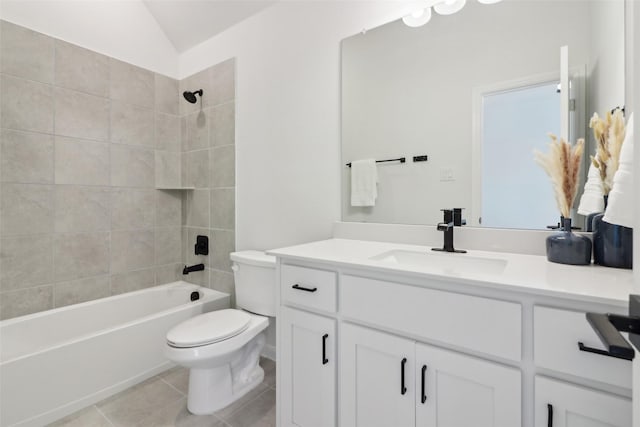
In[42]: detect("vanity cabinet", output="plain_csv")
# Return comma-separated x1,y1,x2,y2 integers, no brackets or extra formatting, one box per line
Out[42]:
280,306,336,427
534,377,631,427
273,239,633,427
341,323,521,427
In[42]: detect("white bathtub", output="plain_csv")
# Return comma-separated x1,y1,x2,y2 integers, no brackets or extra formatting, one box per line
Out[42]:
0,281,230,427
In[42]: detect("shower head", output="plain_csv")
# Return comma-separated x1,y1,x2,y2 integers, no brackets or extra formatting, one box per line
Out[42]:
183,89,203,104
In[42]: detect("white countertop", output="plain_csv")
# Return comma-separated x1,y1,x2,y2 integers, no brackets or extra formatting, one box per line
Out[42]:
268,238,634,308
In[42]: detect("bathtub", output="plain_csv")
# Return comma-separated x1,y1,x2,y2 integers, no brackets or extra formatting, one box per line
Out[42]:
0,281,230,427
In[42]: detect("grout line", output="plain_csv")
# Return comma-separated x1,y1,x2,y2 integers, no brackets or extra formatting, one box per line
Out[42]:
159,377,187,397
94,404,116,427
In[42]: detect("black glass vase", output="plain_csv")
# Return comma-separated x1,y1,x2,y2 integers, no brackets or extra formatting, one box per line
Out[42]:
546,217,592,265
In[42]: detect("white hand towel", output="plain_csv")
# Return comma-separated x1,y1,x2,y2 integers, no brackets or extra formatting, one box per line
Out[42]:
577,163,605,216
604,113,634,228
350,159,378,207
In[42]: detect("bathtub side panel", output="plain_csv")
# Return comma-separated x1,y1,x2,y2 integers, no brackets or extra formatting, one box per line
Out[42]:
1,295,229,426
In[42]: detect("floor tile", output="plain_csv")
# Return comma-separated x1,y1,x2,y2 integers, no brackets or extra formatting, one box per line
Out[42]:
96,376,183,427
48,406,111,427
260,358,276,389
223,389,275,427
214,382,270,421
135,397,227,427
161,366,190,395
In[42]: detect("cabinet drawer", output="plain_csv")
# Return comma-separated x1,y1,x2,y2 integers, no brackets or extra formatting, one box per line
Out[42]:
281,265,337,313
341,275,521,361
534,306,631,389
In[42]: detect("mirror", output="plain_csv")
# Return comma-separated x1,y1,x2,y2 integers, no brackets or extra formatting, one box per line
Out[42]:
341,0,625,230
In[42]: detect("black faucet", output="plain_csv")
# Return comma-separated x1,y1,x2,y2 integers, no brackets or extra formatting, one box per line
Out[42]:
432,208,467,253
183,263,205,275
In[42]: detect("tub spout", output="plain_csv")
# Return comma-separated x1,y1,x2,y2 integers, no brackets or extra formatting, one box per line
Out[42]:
183,264,205,275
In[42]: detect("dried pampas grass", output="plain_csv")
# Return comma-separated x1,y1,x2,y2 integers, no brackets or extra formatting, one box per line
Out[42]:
534,135,585,218
589,109,626,194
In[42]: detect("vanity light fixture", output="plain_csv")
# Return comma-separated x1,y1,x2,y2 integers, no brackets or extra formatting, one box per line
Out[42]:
402,0,502,27
433,0,466,15
402,7,432,27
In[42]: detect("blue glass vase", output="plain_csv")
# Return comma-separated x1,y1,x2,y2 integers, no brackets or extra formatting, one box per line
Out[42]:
546,217,592,265
593,215,633,269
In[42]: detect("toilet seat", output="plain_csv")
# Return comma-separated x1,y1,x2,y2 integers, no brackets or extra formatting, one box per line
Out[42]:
167,309,251,348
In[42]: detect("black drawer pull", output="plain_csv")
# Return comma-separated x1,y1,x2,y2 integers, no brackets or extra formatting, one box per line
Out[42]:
292,284,317,293
400,358,407,395
322,334,329,365
578,341,633,361
547,403,553,427
421,365,427,404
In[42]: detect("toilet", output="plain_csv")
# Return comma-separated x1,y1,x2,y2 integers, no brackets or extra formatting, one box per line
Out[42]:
164,250,276,415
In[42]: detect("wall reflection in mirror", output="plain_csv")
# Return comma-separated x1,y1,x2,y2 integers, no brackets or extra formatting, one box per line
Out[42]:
341,0,625,230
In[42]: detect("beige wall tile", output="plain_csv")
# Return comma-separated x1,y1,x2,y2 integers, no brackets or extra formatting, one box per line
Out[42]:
155,74,178,115
110,145,154,188
156,113,181,151
55,136,110,185
1,183,53,236
0,285,53,320
53,275,110,308
1,75,53,133
0,234,53,291
110,267,156,295
211,145,235,188
210,58,235,107
55,40,109,97
155,263,182,285
1,21,54,83
54,186,111,232
111,188,156,230
54,232,110,281
209,102,235,147
110,230,155,273
183,150,209,188
210,229,235,272
110,59,154,109
110,100,154,147
183,110,208,151
1,129,54,183
155,227,182,265
155,151,181,188
210,188,235,230
54,87,109,141
185,189,209,228
209,269,235,306
156,190,182,227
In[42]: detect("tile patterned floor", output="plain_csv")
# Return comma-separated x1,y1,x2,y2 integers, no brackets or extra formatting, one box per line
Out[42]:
49,358,276,427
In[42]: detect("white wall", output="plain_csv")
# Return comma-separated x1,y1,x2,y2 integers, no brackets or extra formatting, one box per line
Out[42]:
179,2,417,251
0,0,178,77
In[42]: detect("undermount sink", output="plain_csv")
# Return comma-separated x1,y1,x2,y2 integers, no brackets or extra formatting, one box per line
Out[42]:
370,249,508,277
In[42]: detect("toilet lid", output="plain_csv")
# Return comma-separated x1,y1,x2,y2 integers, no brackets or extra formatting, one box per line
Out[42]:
166,309,251,348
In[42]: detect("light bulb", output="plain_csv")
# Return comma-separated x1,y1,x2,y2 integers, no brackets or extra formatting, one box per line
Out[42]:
433,0,466,15
402,7,432,27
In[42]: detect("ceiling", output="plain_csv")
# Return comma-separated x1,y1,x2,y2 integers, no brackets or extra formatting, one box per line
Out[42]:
143,0,277,53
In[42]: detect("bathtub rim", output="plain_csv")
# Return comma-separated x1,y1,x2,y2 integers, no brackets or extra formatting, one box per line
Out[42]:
0,281,229,365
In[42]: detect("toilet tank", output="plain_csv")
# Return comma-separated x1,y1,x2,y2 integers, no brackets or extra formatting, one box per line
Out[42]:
230,251,276,317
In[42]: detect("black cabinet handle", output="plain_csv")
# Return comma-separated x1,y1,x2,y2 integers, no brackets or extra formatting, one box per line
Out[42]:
547,403,553,427
578,341,633,361
322,334,329,365
421,365,427,404
292,284,317,293
400,358,407,395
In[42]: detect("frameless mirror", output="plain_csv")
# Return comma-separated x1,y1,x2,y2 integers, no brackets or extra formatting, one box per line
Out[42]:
341,0,625,230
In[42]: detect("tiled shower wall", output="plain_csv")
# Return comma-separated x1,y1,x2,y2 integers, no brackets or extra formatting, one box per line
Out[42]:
0,20,236,319
179,59,237,305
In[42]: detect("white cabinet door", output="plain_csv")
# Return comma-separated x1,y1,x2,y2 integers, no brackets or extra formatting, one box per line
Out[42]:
280,307,336,427
535,377,631,427
415,343,521,427
340,323,415,427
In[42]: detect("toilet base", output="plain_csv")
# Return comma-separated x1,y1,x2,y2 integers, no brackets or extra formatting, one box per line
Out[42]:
186,332,266,414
